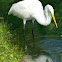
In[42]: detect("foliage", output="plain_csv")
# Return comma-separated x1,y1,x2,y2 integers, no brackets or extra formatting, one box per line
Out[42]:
0,20,24,62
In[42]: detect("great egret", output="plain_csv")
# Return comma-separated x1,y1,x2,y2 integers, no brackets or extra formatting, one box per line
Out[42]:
8,0,58,49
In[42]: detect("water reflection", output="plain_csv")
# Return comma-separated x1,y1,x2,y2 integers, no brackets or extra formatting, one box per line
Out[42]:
22,54,53,62
26,35,62,62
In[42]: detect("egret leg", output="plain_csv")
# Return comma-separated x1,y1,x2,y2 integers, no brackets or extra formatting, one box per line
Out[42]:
32,19,35,48
23,19,27,50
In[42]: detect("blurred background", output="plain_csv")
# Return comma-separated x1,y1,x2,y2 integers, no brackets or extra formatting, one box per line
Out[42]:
0,0,62,62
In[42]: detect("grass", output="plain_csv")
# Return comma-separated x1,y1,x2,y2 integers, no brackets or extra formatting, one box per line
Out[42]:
0,20,24,62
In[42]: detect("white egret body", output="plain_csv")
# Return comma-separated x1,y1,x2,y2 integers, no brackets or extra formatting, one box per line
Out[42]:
8,0,58,49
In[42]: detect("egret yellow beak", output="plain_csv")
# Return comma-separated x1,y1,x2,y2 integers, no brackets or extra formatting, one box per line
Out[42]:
51,12,58,28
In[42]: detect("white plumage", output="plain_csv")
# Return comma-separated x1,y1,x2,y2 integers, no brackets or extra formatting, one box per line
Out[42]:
8,0,57,26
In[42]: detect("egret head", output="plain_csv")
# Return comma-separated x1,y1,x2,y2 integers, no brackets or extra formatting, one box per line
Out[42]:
47,4,54,14
45,4,58,28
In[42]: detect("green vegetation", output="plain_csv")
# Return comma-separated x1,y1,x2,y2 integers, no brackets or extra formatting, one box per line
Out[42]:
0,20,24,62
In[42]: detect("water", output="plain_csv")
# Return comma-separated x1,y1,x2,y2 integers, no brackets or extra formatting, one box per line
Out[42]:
24,35,62,62
0,0,62,62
